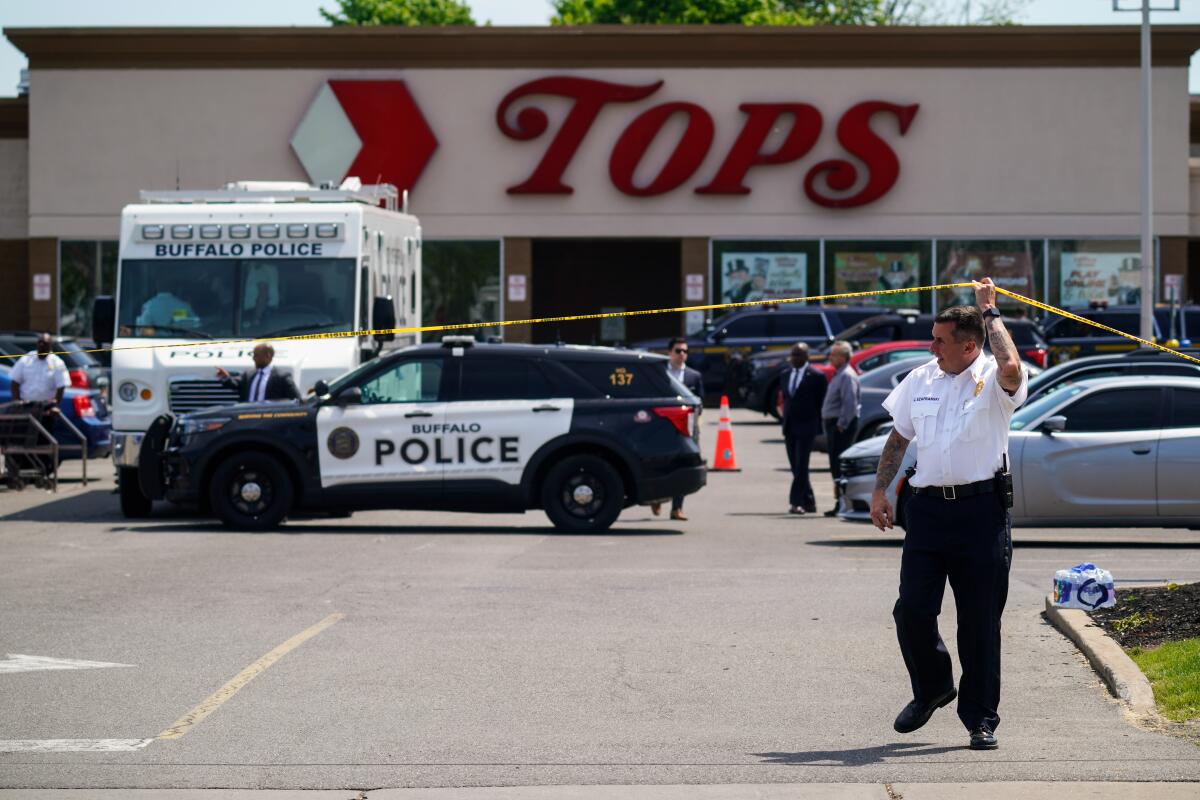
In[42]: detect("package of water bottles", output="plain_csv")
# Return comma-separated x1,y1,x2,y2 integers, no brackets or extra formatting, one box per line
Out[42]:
1052,563,1116,610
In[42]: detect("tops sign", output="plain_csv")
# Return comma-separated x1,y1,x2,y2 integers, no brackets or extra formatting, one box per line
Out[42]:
496,77,919,208
293,77,919,209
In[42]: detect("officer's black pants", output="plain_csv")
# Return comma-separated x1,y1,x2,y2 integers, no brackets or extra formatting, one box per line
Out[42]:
893,490,1012,732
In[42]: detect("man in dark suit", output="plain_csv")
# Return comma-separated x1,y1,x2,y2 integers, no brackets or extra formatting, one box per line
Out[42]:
215,343,301,403
781,342,827,514
652,336,703,521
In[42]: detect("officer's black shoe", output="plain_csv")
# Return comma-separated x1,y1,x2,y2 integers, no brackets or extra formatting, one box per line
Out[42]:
893,688,957,733
969,725,998,750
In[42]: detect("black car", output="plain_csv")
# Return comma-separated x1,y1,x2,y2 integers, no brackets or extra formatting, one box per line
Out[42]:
1024,347,1200,405
137,338,706,532
1041,305,1199,364
0,331,110,393
631,305,872,400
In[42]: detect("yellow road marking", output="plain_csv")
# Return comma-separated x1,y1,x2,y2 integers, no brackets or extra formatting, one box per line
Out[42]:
156,612,344,740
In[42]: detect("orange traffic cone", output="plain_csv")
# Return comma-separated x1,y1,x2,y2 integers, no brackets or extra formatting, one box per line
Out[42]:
710,395,741,472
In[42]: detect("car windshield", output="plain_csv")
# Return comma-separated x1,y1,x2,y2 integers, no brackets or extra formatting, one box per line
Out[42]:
117,258,357,339
1010,385,1085,430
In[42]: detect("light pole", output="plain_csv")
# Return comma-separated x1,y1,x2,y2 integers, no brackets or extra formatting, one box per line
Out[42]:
1114,0,1180,342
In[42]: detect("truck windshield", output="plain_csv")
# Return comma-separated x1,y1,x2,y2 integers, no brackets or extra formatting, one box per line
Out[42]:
117,258,357,339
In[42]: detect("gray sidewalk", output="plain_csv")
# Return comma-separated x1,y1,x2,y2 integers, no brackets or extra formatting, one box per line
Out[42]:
3,783,1199,799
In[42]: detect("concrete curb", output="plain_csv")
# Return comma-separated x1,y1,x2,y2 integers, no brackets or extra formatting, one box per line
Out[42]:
1042,594,1157,714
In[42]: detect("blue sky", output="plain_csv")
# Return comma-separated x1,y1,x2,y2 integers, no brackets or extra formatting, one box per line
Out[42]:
2,1,1200,97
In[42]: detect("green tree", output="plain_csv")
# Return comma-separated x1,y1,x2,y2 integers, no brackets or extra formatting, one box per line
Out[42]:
549,0,1027,25
550,0,891,26
320,0,475,26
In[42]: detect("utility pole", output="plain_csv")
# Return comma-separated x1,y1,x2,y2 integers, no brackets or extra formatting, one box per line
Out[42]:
1114,0,1180,341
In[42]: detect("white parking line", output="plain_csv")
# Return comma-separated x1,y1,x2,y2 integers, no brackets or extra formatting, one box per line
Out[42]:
0,739,153,753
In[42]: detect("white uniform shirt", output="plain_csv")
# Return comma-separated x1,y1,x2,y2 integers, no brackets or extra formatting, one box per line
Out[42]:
881,353,1028,488
10,351,70,402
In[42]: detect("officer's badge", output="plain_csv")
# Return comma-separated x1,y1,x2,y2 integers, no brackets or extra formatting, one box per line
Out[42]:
327,426,359,459
974,379,984,397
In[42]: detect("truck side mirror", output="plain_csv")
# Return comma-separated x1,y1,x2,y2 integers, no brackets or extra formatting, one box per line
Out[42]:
335,386,362,407
92,296,115,346
1042,415,1067,434
372,296,396,343
713,328,728,343
312,379,330,398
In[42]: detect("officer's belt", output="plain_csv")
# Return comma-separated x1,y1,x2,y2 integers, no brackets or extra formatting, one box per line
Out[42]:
910,478,995,501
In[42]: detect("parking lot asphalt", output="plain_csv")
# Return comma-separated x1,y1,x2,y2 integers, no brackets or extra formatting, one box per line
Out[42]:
1,408,1199,791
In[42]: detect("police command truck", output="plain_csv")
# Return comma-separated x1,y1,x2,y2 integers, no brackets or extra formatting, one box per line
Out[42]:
136,339,706,532
91,179,421,519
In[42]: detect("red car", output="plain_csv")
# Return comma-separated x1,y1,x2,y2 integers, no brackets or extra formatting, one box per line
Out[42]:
810,340,932,380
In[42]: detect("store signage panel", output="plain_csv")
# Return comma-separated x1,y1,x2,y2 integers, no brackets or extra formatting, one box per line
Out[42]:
496,76,919,208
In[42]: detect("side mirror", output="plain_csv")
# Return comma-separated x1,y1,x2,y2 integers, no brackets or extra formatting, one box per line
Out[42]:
713,328,728,342
1042,415,1067,434
372,296,396,343
312,379,330,398
92,296,115,346
335,386,362,407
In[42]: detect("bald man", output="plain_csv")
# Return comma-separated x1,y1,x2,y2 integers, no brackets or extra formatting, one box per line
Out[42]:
215,343,300,403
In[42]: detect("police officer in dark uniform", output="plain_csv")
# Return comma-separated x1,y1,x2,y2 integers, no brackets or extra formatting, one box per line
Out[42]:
870,278,1027,751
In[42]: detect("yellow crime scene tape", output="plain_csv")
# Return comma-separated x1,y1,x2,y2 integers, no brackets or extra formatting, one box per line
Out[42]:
2,281,1197,366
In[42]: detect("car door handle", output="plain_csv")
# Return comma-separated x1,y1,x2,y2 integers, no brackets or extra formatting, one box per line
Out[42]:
404,410,433,418
532,405,561,413
1132,448,1152,455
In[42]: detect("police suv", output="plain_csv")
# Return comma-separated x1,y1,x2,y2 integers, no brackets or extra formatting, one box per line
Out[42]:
137,338,706,532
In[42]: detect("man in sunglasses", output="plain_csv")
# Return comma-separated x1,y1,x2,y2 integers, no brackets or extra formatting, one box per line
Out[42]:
652,337,703,521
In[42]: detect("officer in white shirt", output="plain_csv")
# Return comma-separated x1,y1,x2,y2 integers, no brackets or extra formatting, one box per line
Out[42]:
8,333,70,479
871,278,1027,752
10,333,69,406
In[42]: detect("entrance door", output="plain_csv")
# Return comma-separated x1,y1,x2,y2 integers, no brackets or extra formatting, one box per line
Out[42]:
531,239,680,346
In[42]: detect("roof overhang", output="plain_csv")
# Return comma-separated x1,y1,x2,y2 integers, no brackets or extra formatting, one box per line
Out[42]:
5,25,1200,70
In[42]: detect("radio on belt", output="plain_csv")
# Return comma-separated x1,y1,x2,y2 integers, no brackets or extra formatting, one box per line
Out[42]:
141,340,707,533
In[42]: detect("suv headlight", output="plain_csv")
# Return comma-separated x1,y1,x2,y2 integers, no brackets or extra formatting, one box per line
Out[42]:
178,417,231,439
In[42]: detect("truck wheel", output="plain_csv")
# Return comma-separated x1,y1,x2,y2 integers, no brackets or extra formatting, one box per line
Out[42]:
541,454,623,533
209,452,293,531
118,467,153,518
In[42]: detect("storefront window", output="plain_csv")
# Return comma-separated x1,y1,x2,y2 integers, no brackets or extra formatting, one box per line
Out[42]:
422,241,502,340
59,241,117,338
824,240,932,310
1049,239,1148,309
935,239,1043,314
711,240,820,308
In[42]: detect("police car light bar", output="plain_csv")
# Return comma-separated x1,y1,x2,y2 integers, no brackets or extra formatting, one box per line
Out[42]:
441,336,476,348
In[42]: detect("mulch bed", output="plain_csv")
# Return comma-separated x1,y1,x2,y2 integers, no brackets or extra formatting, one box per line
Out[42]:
1089,582,1200,649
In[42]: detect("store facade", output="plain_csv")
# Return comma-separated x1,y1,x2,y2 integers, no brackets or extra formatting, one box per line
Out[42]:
2,25,1200,343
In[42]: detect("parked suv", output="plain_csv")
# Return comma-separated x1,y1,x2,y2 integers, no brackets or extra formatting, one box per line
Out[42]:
138,339,706,532
0,332,110,394
632,306,842,398
1040,305,1200,364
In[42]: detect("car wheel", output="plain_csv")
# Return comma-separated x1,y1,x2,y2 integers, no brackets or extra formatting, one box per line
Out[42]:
118,466,153,518
769,381,784,421
541,454,624,533
208,451,294,531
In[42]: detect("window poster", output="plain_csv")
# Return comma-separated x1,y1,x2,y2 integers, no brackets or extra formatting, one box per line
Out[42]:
1060,252,1142,308
720,252,807,304
832,251,921,307
939,249,1035,308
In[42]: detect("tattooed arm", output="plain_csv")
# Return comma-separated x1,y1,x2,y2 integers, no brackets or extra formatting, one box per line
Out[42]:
870,428,911,531
975,278,1022,394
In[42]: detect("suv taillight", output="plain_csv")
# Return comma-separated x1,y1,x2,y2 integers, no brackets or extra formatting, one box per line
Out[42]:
653,405,693,436
72,394,96,418
68,368,90,388
1022,348,1048,369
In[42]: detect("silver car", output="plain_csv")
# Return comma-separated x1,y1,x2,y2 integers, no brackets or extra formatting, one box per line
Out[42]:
836,375,1200,528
